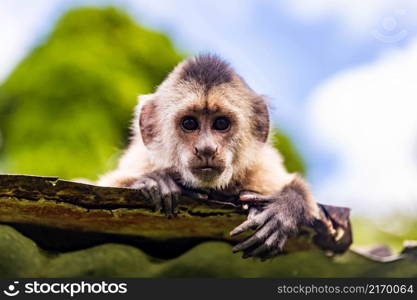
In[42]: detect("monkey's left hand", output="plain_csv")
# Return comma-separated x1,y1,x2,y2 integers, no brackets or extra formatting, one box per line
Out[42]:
230,190,311,260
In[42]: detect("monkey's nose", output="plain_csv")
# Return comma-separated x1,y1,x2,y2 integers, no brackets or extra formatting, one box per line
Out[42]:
195,146,217,160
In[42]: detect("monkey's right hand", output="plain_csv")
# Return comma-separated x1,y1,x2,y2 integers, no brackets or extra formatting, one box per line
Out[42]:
130,170,208,216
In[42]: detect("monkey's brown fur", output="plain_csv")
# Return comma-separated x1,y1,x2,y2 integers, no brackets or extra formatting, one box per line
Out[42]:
98,54,319,259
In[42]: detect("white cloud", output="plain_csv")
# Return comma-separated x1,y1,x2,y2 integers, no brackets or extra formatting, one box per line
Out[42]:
307,38,417,216
283,0,417,39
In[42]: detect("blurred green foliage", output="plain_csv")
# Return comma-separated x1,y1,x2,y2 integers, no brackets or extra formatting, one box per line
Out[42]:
352,217,417,252
0,6,305,179
270,129,306,175
0,7,183,179
1,224,416,277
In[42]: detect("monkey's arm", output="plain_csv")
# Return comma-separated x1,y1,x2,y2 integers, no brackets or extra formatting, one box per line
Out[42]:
230,176,320,259
97,141,151,187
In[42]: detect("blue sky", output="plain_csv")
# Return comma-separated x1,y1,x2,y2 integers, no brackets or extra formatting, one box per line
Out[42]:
1,0,417,215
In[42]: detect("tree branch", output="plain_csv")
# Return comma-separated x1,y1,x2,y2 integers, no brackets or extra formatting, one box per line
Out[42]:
0,174,352,258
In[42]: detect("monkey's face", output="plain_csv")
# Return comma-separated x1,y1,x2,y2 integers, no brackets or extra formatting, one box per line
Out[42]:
174,105,237,188
139,55,270,190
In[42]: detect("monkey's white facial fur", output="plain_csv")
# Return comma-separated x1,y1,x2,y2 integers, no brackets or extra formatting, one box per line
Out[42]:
138,54,270,190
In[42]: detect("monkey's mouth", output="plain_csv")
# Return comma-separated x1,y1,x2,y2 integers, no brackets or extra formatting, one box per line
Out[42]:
191,165,225,179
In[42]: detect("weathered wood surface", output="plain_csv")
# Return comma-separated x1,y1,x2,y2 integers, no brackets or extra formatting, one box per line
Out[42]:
0,174,352,258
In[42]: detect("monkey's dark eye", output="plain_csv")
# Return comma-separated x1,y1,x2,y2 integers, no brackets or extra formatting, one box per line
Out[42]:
213,117,231,131
181,116,199,131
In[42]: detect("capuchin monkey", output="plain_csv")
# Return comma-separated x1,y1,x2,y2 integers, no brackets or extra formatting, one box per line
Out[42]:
98,54,320,260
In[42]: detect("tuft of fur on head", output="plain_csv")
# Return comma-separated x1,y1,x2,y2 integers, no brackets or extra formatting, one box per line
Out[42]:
179,54,233,93
135,54,270,190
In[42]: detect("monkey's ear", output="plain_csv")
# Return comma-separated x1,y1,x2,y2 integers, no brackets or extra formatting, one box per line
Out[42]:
138,94,158,146
252,96,270,143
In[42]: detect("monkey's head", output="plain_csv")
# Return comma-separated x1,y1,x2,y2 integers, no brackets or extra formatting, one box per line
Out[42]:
137,55,269,189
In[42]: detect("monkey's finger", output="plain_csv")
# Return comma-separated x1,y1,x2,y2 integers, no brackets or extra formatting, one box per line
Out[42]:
232,224,272,253
260,236,287,261
230,209,270,236
229,218,258,237
172,193,179,215
243,231,279,258
158,178,173,216
139,189,153,206
140,189,152,201
239,192,274,204
277,235,287,251
164,196,173,217
133,180,153,203
232,236,259,254
148,184,162,212
248,207,261,219
181,189,208,201
170,180,181,215
166,177,181,215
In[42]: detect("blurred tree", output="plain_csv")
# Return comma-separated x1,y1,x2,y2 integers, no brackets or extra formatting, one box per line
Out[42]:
270,129,306,175
0,7,183,179
0,6,305,179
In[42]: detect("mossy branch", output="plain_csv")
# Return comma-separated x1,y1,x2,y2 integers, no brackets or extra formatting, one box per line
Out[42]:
0,174,352,258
